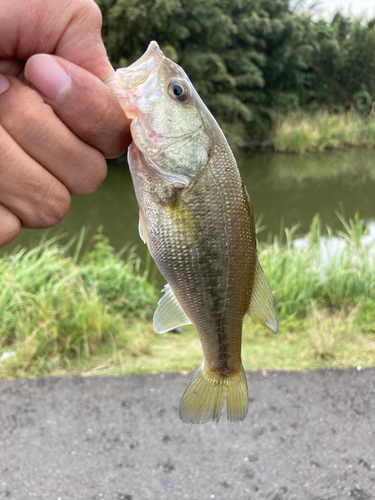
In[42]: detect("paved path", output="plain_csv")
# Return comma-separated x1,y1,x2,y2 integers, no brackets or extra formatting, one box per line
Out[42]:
0,368,374,500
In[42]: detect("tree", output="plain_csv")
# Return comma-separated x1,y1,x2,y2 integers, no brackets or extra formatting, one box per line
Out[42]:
96,0,375,140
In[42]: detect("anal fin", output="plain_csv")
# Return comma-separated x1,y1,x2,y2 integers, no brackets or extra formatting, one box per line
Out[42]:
153,284,192,333
247,260,278,334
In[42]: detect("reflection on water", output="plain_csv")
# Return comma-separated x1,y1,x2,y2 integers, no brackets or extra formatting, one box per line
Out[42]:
3,149,375,265
237,148,375,240
257,148,375,184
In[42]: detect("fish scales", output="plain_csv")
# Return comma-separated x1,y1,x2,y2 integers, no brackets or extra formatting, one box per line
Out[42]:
107,41,278,424
134,138,255,371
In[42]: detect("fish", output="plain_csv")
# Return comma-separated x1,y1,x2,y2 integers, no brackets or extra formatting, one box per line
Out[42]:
106,41,278,424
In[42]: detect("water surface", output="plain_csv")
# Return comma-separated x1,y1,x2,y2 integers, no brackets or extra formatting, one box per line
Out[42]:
4,149,375,262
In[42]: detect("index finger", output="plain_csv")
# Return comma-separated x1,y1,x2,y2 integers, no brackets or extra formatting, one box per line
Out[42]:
0,0,113,80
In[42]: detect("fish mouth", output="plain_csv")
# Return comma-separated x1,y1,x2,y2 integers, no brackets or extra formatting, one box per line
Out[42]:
105,41,164,118
105,41,163,92
126,41,163,73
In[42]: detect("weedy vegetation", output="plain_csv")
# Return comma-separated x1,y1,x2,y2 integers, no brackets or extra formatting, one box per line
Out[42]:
0,231,157,378
273,111,375,154
1,214,374,378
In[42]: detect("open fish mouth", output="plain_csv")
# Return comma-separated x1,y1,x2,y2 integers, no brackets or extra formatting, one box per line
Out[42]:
105,41,163,93
105,41,164,119
125,41,163,74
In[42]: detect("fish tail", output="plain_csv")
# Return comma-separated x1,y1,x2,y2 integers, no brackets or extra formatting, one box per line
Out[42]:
226,365,249,422
179,363,248,424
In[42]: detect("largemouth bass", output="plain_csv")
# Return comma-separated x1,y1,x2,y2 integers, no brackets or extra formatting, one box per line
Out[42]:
107,42,278,424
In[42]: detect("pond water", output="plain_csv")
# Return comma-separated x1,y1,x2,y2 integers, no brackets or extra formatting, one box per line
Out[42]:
3,148,375,265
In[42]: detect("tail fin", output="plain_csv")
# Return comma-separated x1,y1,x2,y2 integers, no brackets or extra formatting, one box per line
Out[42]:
179,363,248,424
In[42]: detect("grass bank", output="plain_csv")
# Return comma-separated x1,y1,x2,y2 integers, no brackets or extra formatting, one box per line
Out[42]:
272,110,375,154
1,215,374,378
0,231,158,378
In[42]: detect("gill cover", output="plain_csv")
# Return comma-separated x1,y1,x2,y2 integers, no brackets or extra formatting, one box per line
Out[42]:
106,41,211,187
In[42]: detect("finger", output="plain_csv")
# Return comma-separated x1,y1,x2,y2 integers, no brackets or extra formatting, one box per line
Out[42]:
0,0,113,80
0,125,71,229
0,203,21,248
0,75,108,195
25,55,131,158
53,0,114,79
0,57,24,77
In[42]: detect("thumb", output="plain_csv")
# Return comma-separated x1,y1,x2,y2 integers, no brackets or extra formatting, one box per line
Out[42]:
24,54,130,158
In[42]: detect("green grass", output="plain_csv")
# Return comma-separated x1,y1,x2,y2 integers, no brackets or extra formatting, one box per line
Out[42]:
0,214,374,378
0,230,157,378
260,212,375,322
273,110,375,154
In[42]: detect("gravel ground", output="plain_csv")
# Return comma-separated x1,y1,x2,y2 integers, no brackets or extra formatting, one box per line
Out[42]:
0,368,374,500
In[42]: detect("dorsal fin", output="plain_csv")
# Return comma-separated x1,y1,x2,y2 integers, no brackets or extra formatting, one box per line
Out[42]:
153,284,192,333
247,260,278,334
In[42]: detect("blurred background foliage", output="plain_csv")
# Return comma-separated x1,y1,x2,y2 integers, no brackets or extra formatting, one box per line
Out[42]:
96,0,375,141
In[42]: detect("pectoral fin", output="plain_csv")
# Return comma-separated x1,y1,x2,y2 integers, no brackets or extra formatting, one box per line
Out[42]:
247,260,278,334
153,284,192,333
138,209,148,246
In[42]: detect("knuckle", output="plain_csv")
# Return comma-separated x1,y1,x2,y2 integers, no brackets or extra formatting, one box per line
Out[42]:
3,93,49,139
0,77,44,134
0,230,18,248
22,115,51,148
38,186,71,228
0,214,21,248
73,0,103,28
17,101,41,129
87,1,103,26
71,154,107,195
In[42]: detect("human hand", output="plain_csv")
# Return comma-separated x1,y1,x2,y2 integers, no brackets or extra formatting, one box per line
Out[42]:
0,0,131,247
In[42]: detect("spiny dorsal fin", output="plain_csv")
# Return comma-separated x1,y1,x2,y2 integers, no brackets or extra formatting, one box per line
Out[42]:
153,284,192,333
247,260,278,334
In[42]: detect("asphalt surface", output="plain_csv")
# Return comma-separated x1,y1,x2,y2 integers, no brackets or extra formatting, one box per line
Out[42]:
0,368,374,500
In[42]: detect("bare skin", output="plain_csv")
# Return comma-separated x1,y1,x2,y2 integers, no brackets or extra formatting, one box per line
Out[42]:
0,0,131,247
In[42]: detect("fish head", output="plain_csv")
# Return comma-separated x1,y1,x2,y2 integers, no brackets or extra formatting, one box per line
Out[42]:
106,41,213,186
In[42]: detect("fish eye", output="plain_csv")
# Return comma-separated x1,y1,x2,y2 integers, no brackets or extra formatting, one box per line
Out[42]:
168,80,189,101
